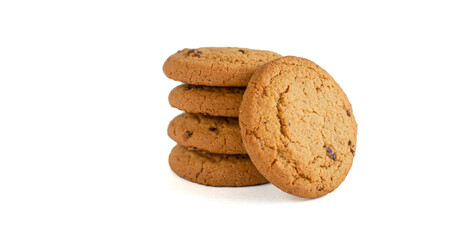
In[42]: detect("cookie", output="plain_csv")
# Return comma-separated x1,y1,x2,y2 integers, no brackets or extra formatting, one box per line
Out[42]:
239,56,357,198
168,113,246,154
168,84,245,117
169,145,268,187
163,47,282,87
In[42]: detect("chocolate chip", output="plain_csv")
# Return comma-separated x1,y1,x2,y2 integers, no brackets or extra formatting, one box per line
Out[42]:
348,140,355,155
208,127,217,132
324,146,333,155
346,110,351,117
185,84,193,90
189,147,205,153
184,131,193,139
187,49,202,57
324,145,337,161
239,49,245,54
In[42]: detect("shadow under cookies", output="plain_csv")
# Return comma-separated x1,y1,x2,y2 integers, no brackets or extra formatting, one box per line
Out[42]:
168,171,312,204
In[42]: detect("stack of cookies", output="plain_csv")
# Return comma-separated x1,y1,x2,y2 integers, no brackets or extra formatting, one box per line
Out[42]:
163,47,282,187
164,48,358,199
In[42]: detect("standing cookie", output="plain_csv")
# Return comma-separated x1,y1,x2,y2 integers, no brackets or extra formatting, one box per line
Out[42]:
163,47,282,87
168,113,246,154
239,56,357,198
169,145,268,187
169,84,245,117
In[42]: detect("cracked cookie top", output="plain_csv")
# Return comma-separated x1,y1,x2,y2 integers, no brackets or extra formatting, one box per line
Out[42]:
239,56,357,198
163,47,282,87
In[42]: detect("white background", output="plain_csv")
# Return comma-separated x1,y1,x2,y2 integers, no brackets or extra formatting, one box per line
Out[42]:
1,1,462,239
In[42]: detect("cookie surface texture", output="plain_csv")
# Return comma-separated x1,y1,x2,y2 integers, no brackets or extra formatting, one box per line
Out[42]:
239,56,357,198
169,84,245,117
169,145,268,187
163,47,282,87
168,113,246,154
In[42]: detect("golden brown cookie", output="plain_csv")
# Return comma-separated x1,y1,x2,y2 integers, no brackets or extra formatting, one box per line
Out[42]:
163,47,282,87
168,113,246,154
168,84,245,117
169,145,268,187
239,56,357,198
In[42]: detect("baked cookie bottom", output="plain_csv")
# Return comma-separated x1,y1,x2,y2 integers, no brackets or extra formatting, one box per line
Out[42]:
168,84,244,117
169,145,268,187
163,47,282,87
167,113,246,154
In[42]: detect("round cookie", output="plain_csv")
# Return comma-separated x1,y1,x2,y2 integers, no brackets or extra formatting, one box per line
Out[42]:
168,113,246,154
169,145,268,187
163,47,282,87
169,84,245,117
239,56,357,198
